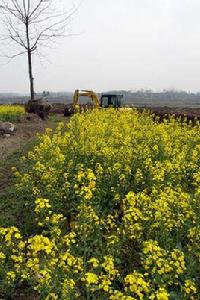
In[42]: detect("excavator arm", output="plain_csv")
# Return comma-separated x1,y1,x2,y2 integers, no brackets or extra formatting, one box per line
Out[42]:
72,90,100,108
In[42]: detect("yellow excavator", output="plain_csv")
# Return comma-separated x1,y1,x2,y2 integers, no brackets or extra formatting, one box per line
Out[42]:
64,89,124,116
73,90,99,107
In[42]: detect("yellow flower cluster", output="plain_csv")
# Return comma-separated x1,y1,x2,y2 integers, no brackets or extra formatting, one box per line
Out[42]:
0,104,25,122
150,288,169,300
1,109,200,299
124,271,150,298
142,240,186,284
183,280,197,299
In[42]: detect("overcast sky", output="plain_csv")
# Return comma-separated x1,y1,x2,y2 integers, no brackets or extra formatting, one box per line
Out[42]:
1,0,200,93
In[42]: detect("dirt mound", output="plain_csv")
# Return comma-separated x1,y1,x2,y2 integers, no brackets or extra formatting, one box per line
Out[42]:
51,103,65,114
25,113,42,122
25,98,52,119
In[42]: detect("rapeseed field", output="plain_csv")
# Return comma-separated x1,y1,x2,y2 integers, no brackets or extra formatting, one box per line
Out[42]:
0,105,25,122
0,109,199,299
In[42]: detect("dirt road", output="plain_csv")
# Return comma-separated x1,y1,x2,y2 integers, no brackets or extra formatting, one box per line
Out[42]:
0,115,66,161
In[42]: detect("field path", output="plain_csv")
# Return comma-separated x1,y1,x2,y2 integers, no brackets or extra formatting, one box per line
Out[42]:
0,115,68,228
0,118,55,161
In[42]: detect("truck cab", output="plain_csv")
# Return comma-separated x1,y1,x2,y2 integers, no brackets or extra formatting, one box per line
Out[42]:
100,94,124,108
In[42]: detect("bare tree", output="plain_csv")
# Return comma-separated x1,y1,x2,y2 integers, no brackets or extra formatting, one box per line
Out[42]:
0,0,76,99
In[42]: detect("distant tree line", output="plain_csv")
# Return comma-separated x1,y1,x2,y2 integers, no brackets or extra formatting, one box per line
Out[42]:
107,89,200,103
1,89,200,105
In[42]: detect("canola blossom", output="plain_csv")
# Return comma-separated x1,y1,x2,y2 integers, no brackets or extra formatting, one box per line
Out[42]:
0,104,25,122
0,109,200,299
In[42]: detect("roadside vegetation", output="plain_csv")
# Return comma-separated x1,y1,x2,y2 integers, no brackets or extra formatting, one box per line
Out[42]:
0,109,200,299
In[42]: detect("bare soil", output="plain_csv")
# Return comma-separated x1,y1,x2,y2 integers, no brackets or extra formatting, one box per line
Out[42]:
0,115,66,161
139,106,200,119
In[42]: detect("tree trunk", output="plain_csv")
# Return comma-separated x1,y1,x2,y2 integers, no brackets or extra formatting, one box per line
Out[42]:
26,19,34,100
27,49,34,100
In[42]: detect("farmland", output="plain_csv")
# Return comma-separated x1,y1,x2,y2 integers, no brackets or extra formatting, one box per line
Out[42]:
0,108,200,299
0,105,25,122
